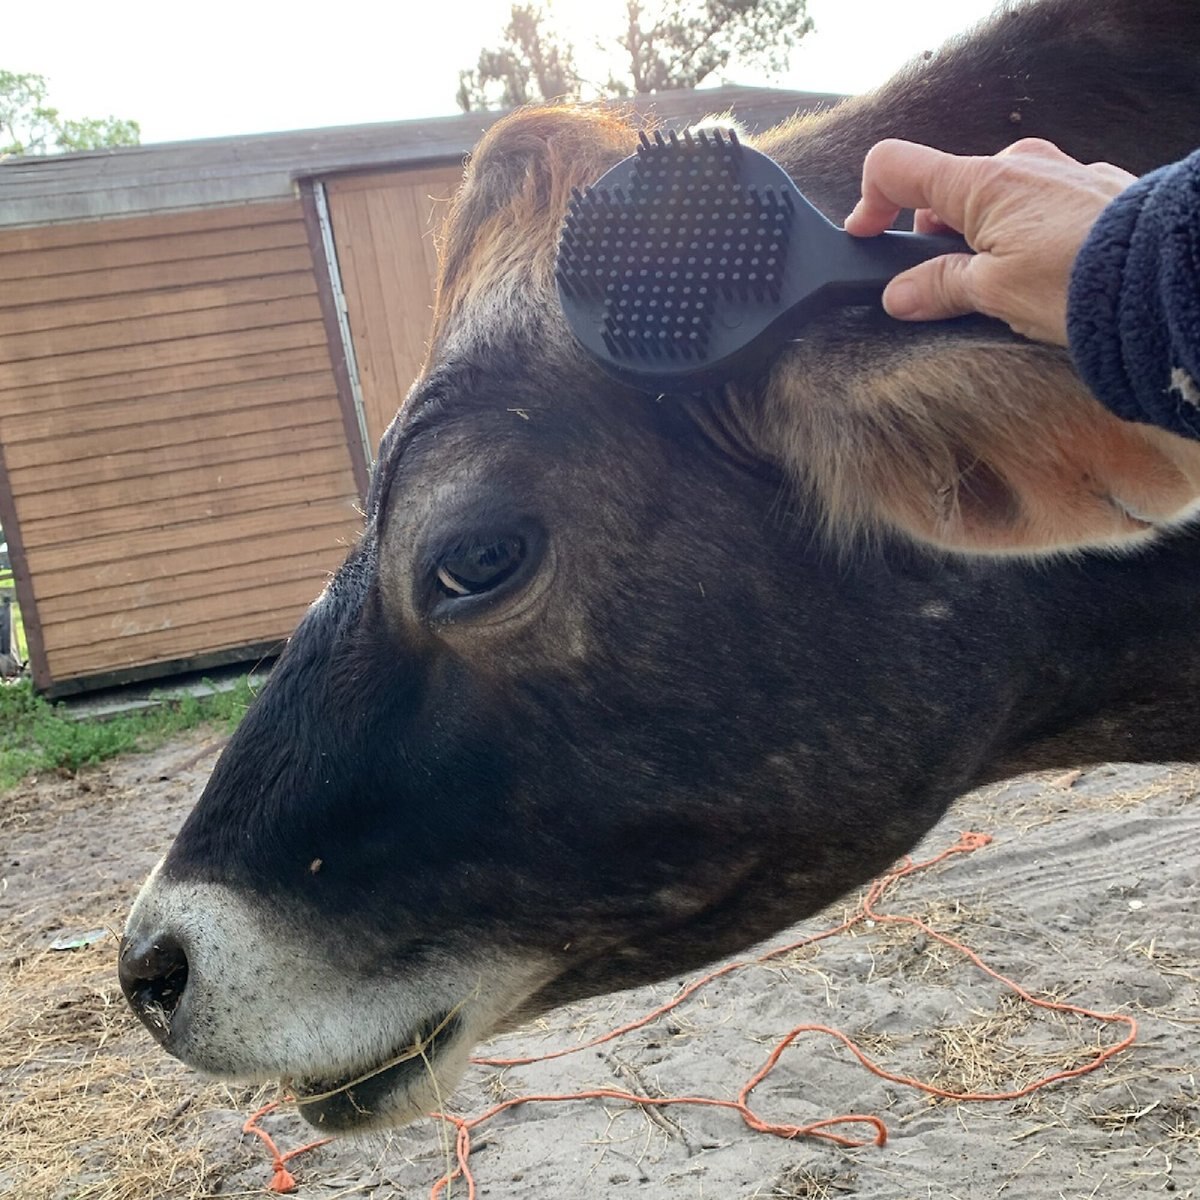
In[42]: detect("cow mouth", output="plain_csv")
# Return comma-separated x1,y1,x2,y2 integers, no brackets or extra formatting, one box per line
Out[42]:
290,1008,462,1131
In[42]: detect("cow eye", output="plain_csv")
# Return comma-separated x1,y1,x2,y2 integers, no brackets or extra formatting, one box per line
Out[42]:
436,535,526,597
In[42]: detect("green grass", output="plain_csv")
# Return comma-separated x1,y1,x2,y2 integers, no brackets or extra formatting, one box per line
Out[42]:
0,675,260,794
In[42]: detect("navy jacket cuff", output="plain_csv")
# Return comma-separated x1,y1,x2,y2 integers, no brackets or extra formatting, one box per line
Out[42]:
1068,153,1200,440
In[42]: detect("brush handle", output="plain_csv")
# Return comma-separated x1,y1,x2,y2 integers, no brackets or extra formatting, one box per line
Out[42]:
556,134,979,392
829,228,972,301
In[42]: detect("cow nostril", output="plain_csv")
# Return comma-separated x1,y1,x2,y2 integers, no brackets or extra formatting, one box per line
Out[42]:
118,934,189,1044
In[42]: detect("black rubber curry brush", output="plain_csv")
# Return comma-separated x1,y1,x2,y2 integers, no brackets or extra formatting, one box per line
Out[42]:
556,129,969,393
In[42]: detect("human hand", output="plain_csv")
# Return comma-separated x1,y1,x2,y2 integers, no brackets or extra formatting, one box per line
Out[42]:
843,138,1136,345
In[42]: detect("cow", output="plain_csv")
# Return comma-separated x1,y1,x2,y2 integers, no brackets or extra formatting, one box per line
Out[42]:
121,0,1200,1135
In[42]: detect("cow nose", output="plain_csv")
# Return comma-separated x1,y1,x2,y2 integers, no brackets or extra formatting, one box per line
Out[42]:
118,932,189,1045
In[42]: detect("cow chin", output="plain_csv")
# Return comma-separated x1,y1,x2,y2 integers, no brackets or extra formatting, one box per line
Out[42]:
119,864,550,1131
289,1007,475,1132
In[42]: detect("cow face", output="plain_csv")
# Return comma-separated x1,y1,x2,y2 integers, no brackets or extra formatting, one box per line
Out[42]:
124,336,986,1129
122,0,1200,1134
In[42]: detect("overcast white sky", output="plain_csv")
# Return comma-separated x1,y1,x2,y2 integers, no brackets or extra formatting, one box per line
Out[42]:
7,0,1001,144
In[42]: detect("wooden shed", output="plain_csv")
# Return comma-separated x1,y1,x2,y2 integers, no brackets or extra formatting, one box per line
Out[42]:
0,87,840,696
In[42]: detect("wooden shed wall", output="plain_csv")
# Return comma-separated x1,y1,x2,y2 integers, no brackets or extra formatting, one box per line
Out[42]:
326,166,462,449
0,200,362,693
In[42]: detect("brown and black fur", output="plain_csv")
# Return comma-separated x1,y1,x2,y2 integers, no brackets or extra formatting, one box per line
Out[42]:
120,0,1200,1133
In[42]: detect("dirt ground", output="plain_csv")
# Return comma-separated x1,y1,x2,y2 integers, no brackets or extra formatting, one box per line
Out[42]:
2,731,1199,1200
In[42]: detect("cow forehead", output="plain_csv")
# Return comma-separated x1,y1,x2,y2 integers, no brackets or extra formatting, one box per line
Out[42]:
428,107,636,358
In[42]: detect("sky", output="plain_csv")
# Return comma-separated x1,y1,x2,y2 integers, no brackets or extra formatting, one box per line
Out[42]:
6,0,1001,145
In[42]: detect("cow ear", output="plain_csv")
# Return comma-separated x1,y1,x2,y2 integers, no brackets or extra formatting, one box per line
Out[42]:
747,324,1200,556
431,108,634,351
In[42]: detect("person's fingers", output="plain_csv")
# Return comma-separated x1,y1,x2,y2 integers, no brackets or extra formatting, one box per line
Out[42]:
843,198,899,237
1086,161,1139,190
995,136,1074,162
912,207,957,236
846,135,1124,339
843,139,926,234
881,253,976,321
844,139,975,237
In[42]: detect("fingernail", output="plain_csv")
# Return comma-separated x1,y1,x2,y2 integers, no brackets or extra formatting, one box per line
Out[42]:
883,280,919,318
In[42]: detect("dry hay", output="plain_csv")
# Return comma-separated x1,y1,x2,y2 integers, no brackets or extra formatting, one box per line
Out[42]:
750,1163,859,1198
958,763,1200,834
4,737,1199,1199
921,992,1105,1099
1,912,267,1199
846,894,994,985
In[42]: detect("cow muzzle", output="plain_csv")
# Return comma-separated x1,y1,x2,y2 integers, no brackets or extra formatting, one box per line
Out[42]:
119,862,553,1130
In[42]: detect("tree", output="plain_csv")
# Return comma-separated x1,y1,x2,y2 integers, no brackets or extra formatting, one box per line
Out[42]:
457,6,583,111
457,0,813,112
0,70,139,157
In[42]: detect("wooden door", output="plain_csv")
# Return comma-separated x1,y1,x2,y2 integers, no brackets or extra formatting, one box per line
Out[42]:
325,165,463,452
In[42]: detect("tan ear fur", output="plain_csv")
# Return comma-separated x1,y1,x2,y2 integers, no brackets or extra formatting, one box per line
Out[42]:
749,328,1200,556
428,107,635,358
731,0,1200,557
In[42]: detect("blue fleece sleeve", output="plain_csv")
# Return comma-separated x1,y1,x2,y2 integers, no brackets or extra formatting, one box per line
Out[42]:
1067,149,1200,440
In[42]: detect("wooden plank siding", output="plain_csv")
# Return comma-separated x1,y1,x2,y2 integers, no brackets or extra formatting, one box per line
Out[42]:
0,199,361,692
326,166,462,449
0,90,842,227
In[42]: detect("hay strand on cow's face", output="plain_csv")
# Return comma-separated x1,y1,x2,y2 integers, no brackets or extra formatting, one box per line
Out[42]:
286,999,468,1106
421,1043,456,1198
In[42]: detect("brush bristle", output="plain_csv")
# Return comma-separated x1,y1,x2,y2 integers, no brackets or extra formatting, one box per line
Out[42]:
557,129,794,363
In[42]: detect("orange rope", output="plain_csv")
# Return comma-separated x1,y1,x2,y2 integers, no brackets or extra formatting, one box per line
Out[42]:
242,1101,333,1194
242,831,1137,1198
426,831,1136,1200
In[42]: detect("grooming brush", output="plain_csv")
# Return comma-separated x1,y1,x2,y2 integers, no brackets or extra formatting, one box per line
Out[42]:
556,129,970,393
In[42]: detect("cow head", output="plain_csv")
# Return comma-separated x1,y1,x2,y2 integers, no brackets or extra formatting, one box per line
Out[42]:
121,0,1200,1133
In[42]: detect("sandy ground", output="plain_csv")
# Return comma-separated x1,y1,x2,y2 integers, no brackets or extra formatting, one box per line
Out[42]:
2,731,1199,1200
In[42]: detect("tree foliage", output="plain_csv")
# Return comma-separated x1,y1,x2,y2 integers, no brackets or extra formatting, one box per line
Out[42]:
0,70,140,157
456,6,583,111
457,0,813,111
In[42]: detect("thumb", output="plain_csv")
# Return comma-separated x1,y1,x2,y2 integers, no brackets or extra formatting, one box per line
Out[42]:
882,253,976,322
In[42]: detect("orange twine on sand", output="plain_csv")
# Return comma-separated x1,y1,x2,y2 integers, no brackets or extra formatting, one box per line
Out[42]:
428,831,1137,1200
242,1102,332,1194
242,831,1138,1197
